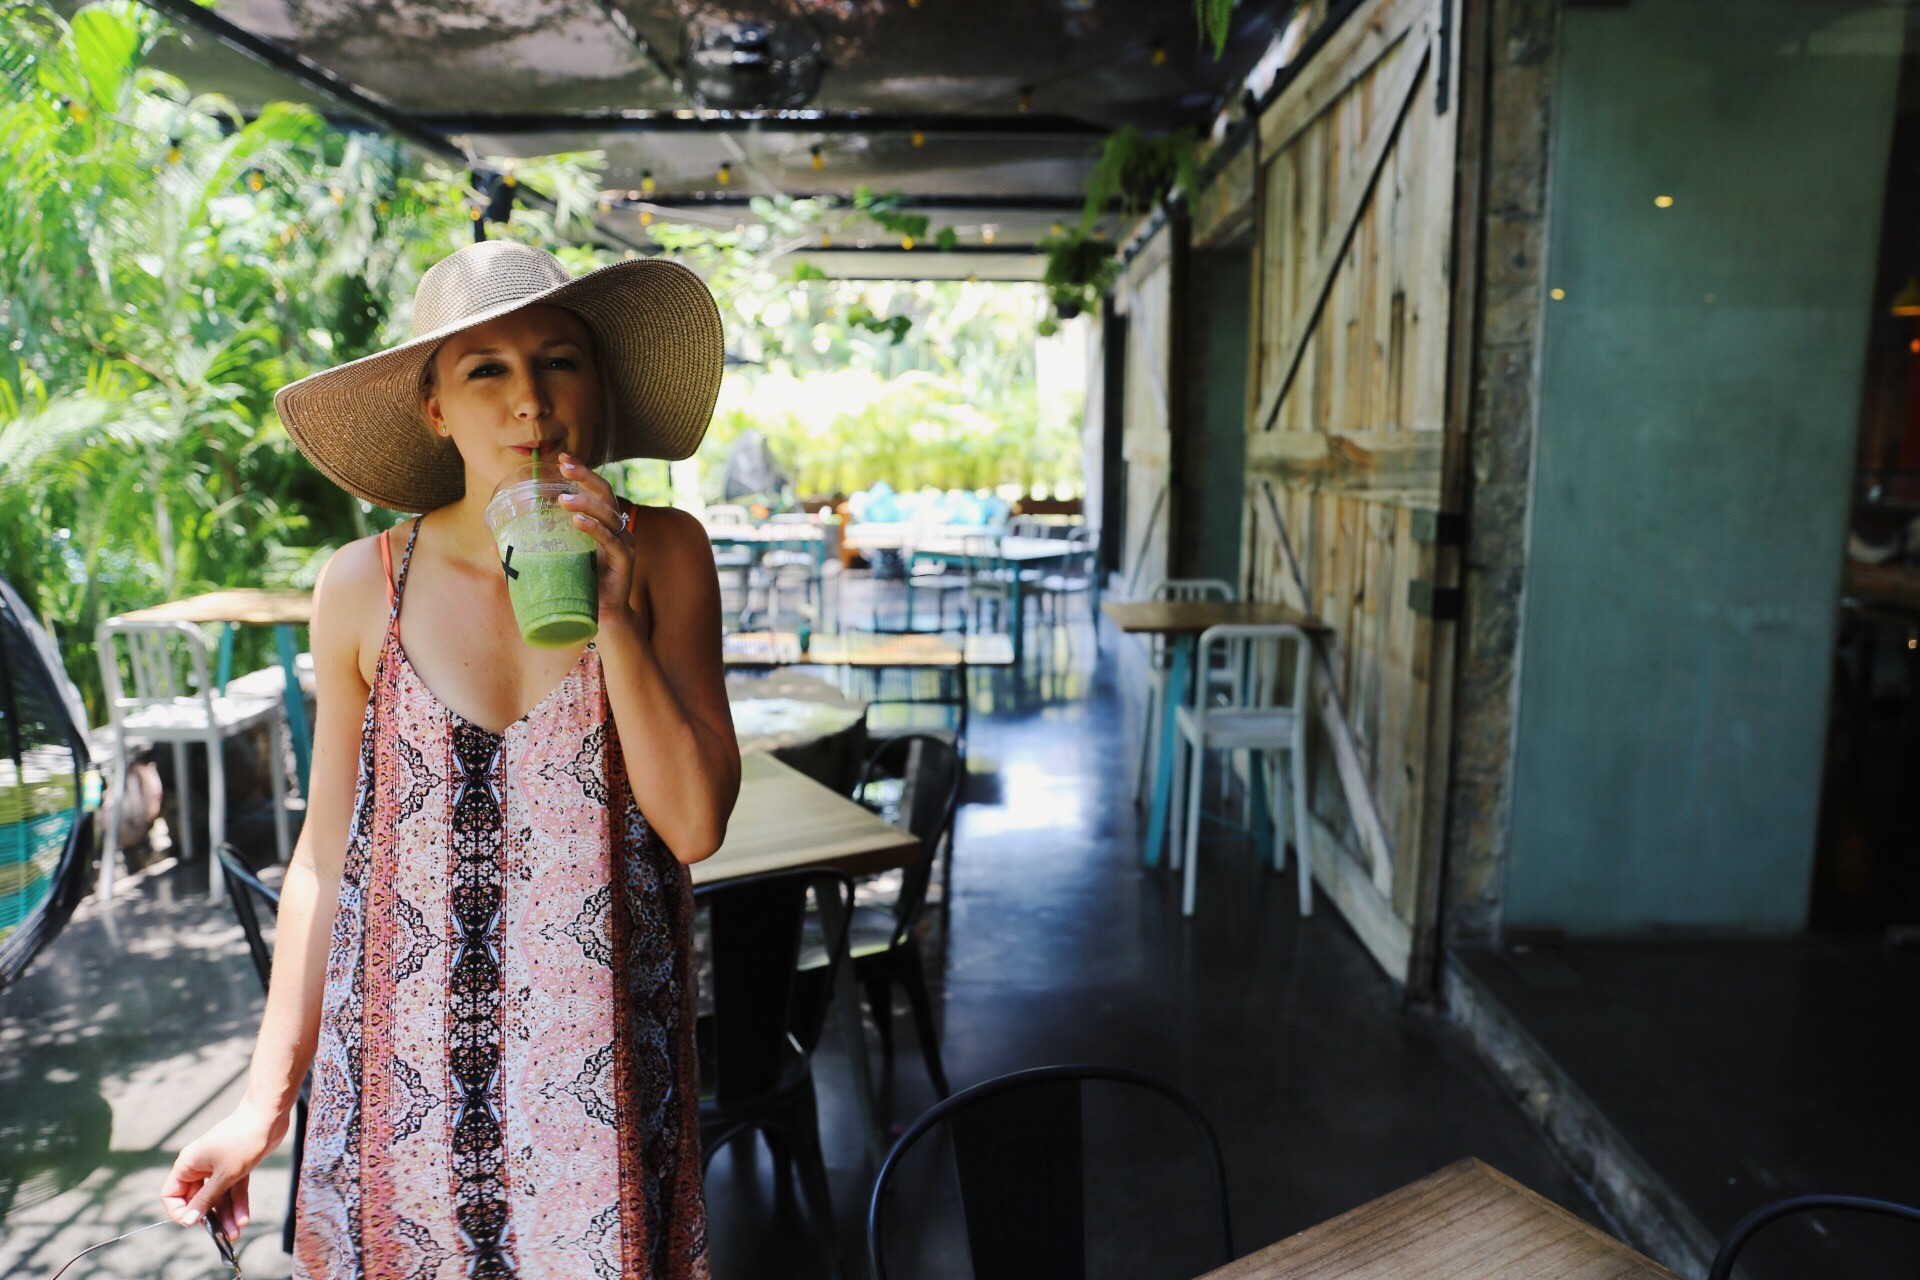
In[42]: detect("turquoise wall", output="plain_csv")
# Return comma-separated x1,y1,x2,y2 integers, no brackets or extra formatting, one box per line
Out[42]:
1503,0,1901,934
1191,250,1250,586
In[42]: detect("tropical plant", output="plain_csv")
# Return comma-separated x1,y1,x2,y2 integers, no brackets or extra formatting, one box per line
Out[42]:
0,0,1082,719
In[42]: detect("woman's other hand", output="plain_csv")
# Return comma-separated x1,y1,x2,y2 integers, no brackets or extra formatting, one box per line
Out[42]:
556,452,639,621
161,1097,287,1237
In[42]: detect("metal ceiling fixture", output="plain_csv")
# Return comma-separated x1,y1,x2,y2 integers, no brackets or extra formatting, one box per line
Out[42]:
680,16,825,111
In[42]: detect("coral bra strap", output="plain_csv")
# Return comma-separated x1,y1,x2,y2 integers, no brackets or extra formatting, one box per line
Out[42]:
379,524,396,613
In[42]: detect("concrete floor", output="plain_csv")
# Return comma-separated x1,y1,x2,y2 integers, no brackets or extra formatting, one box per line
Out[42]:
1455,938,1920,1280
0,586,1602,1279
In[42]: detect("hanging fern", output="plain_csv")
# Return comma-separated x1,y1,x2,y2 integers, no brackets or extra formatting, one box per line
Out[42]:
1079,125,1200,233
1195,0,1235,60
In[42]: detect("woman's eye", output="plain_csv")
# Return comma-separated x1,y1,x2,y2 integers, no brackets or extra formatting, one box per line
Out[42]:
544,357,576,370
466,362,503,379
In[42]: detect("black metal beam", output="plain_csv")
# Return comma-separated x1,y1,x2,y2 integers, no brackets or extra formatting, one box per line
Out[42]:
415,110,1108,138
137,0,463,162
134,0,653,256
608,193,1097,212
791,245,1046,256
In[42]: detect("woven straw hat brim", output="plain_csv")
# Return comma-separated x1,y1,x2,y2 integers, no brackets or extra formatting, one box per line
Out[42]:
274,255,723,513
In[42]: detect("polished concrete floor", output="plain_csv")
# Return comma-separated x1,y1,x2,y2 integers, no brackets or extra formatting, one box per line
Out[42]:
0,590,1604,1279
1455,938,1920,1280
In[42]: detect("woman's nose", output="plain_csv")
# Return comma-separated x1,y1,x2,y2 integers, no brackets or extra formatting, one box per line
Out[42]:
508,368,550,419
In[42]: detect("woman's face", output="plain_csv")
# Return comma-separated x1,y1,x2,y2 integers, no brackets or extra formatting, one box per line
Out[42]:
425,303,604,496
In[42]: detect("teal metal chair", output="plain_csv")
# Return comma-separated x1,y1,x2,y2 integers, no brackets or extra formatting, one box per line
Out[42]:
0,575,95,991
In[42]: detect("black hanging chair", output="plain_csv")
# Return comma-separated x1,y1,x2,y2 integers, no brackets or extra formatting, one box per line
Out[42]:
0,575,94,991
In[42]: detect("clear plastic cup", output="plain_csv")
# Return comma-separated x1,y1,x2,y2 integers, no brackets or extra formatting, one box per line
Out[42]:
483,464,599,649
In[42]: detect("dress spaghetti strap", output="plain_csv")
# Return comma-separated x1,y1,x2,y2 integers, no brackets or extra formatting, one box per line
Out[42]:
379,518,423,628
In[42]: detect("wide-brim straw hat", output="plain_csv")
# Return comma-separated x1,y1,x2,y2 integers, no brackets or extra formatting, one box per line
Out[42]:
274,239,724,513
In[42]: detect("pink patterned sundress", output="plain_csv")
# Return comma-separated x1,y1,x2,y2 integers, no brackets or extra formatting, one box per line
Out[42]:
294,517,709,1280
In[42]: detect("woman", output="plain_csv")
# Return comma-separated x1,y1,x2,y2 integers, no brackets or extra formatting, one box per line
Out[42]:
161,239,739,1279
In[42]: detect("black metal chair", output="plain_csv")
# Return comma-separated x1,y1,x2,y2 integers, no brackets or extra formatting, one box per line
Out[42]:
865,1063,1233,1280
825,733,962,1100
1706,1194,1920,1279
695,867,856,1280
213,843,309,1256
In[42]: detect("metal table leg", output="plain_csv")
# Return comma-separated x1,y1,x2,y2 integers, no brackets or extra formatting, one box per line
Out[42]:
817,885,888,1167
274,624,311,798
1143,635,1192,869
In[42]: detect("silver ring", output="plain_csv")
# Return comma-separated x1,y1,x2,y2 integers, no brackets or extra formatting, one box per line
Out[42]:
619,504,633,534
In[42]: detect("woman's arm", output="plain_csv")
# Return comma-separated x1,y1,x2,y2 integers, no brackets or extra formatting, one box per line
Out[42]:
559,455,739,862
160,539,377,1234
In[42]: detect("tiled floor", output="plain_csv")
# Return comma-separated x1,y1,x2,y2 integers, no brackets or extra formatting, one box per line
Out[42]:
0,584,1602,1278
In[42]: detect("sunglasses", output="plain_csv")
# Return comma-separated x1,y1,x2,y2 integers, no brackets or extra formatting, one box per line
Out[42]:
49,1204,244,1277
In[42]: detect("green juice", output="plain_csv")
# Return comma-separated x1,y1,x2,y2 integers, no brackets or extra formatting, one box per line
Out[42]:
497,504,598,648
506,548,597,647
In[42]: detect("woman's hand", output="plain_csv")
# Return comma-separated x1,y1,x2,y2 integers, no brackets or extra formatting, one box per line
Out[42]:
160,1097,287,1238
557,452,638,620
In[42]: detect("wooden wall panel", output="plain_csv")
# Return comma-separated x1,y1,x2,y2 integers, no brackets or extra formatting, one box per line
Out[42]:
1241,0,1463,984
1116,228,1177,597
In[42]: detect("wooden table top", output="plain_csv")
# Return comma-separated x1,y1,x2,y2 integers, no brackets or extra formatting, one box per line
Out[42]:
911,534,1078,562
727,672,867,756
842,522,994,552
1195,1160,1679,1280
115,588,313,627
692,752,919,885
1843,562,1920,615
705,524,827,543
723,630,1016,668
1102,599,1329,635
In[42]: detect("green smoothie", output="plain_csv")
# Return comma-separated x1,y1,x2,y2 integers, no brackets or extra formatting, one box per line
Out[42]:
494,505,598,648
505,548,597,648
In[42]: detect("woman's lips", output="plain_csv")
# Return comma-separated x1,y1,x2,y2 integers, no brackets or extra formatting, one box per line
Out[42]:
511,441,558,459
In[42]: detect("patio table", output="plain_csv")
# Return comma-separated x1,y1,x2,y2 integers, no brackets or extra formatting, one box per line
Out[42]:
1192,1158,1678,1278
893,535,1088,664
724,629,1015,670
694,751,921,1165
728,671,868,790
112,588,314,796
705,521,830,575
1102,599,1329,870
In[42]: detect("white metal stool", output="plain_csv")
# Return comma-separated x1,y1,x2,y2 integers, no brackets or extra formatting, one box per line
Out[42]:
1170,623,1313,918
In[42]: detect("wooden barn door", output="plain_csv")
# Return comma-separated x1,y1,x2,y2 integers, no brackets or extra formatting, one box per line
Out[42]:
1115,226,1179,599
1244,0,1470,991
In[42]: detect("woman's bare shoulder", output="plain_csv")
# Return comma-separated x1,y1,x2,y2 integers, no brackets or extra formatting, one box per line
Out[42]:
310,530,397,659
629,504,712,569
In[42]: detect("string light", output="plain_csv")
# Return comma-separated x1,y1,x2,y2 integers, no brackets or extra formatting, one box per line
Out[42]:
910,130,925,148
641,169,656,195
247,171,264,192
641,210,654,226
981,226,996,244
901,234,915,250
820,231,832,248
811,144,824,171
1050,220,1064,236
329,185,344,204
717,162,732,186
1017,87,1033,112
1654,194,1674,208
1152,40,1168,66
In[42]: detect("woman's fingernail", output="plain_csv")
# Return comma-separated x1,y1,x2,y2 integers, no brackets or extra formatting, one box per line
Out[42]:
182,1209,201,1225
